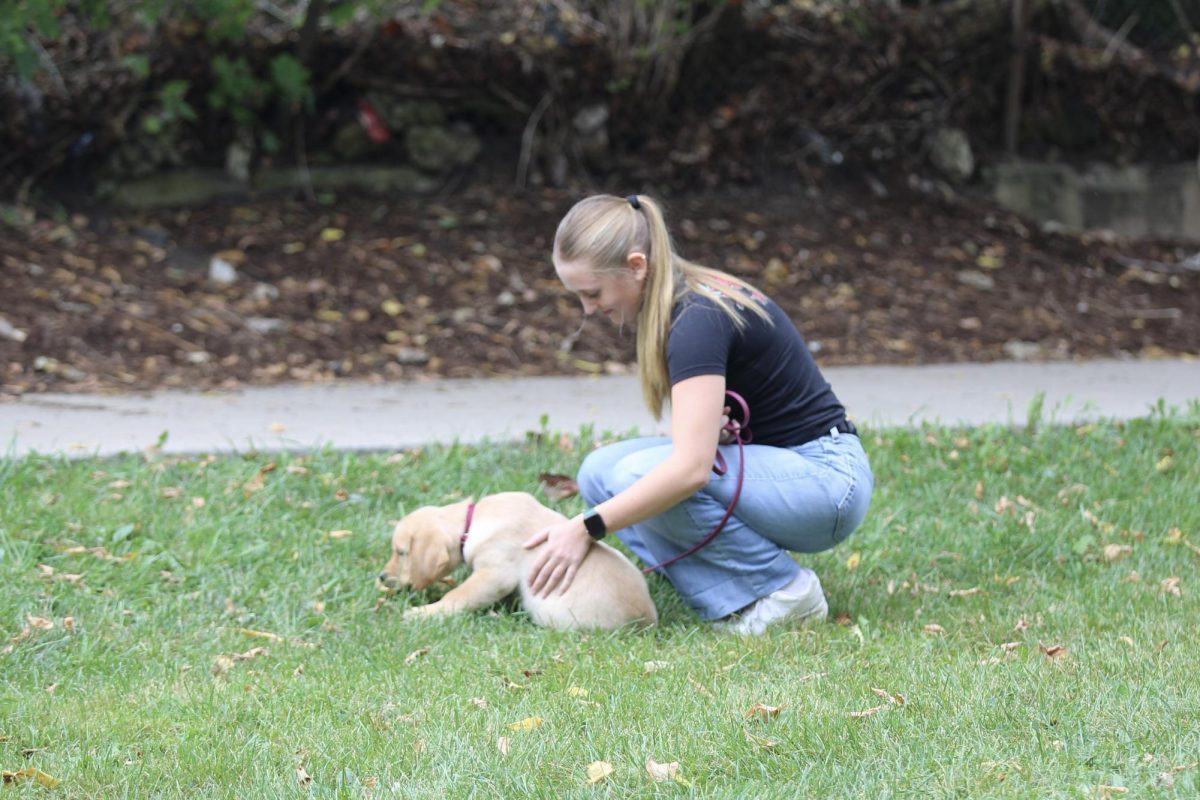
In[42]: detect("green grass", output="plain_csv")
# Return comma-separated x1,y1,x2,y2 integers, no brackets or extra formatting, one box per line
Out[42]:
2,410,1199,798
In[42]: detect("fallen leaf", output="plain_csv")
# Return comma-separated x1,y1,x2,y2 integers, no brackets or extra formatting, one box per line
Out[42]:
296,763,313,785
746,703,783,720
1103,544,1133,563
404,647,430,666
328,529,353,539
1160,576,1182,596
1,768,61,788
643,660,670,675
507,716,544,732
646,758,689,785
845,551,861,571
1164,527,1183,544
848,705,888,718
688,675,714,698
948,587,983,597
497,736,510,756
1039,643,1068,660
922,623,946,636
26,616,53,631
586,761,614,784
238,628,284,642
538,472,579,501
320,227,345,242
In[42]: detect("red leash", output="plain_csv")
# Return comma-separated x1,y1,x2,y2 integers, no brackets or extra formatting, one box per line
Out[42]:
641,391,751,574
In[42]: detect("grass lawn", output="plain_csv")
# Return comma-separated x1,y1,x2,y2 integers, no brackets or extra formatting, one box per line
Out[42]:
2,408,1198,798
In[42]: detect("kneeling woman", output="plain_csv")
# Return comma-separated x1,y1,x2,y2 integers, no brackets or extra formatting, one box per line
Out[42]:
523,194,874,634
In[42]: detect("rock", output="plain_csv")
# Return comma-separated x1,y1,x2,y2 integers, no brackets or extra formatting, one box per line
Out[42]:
928,127,975,182
573,104,610,161
209,256,238,285
1003,340,1043,361
956,270,995,291
246,317,287,335
225,139,253,182
393,347,430,365
405,124,482,174
331,121,376,161
0,317,28,343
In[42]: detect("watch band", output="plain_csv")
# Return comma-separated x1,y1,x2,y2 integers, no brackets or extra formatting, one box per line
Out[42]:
582,508,607,540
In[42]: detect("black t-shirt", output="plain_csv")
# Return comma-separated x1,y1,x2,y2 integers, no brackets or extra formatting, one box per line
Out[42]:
667,286,846,447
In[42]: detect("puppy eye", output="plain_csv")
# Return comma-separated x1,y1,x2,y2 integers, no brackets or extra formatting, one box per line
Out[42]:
396,549,408,557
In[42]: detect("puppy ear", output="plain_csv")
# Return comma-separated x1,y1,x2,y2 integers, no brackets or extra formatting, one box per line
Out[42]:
408,525,451,590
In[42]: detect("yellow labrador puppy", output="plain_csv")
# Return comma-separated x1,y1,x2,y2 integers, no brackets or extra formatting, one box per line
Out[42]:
379,492,656,630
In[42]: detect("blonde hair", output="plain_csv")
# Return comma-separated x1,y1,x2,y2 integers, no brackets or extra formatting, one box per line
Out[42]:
553,194,772,419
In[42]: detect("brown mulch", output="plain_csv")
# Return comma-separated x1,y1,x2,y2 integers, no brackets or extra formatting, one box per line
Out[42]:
1,180,1197,396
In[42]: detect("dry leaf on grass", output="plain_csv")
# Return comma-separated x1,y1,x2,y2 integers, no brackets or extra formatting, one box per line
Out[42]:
1103,544,1133,563
212,646,269,676
585,761,614,784
296,764,313,786
1160,576,1182,596
1,768,61,788
746,703,783,720
643,660,670,675
506,716,543,732
497,737,510,756
845,551,861,571
404,647,429,665
538,473,579,501
328,530,353,539
922,623,946,636
1039,643,1069,660
646,758,690,785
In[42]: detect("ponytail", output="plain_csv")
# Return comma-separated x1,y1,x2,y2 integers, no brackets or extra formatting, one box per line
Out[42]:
554,194,771,419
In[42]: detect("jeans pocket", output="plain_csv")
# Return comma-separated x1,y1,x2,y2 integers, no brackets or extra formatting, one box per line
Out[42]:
829,450,873,544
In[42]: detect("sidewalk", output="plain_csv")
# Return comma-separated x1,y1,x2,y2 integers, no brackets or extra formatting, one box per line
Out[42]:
2,359,1198,458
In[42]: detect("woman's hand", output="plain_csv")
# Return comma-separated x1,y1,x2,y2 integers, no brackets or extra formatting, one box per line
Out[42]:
522,516,592,598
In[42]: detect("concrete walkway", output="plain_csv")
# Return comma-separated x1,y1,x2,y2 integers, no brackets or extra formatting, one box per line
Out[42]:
2,359,1197,458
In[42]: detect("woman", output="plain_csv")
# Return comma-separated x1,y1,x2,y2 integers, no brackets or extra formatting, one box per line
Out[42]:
522,194,873,634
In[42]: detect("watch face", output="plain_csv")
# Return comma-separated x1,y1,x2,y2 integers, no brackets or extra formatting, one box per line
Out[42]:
584,510,606,539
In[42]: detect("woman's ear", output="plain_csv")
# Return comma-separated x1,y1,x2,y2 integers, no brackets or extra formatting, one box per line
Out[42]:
627,251,648,281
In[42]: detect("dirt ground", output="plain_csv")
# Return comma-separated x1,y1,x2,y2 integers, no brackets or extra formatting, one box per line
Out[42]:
1,178,1197,397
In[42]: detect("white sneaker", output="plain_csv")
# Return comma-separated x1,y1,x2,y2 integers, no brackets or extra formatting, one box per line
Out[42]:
714,568,828,636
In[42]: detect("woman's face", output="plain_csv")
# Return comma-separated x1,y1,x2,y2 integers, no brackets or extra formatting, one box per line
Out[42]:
555,255,647,325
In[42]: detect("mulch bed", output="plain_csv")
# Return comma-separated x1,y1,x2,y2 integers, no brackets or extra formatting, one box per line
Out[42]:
1,179,1196,396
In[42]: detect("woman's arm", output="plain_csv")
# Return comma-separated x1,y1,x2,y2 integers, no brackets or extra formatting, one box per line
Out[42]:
524,374,727,597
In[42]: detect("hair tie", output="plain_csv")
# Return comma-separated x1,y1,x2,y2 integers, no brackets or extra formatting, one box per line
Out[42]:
626,194,641,210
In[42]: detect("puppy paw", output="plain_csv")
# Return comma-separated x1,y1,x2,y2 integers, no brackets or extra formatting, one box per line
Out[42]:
403,604,435,621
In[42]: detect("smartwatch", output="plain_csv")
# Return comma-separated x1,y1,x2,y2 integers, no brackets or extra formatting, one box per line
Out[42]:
582,508,607,540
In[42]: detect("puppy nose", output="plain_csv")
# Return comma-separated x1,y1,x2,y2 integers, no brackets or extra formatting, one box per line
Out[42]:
377,572,389,584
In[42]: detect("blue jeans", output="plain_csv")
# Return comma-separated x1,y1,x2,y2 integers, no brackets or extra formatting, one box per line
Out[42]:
577,430,874,620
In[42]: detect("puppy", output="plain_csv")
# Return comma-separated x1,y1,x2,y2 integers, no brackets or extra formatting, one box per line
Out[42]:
379,492,657,630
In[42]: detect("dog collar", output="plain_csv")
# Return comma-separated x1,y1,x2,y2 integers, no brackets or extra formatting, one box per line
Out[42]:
460,502,476,553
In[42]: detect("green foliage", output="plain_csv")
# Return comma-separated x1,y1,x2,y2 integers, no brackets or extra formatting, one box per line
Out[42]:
268,52,313,112
207,54,270,126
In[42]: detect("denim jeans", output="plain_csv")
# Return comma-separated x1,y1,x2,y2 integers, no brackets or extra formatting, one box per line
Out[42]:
577,430,874,620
